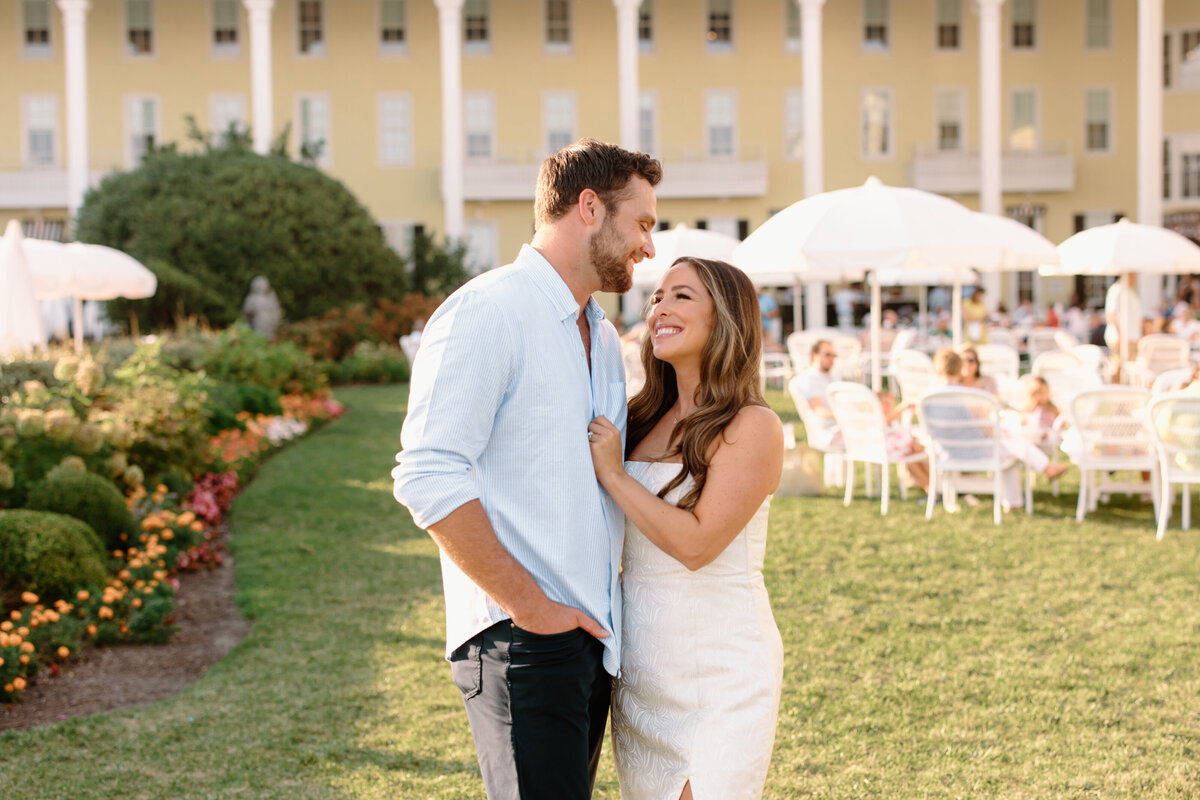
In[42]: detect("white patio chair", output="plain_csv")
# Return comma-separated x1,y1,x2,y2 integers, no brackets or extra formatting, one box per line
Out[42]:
787,374,845,488
1026,328,1063,364
975,343,1020,383
1151,367,1193,394
1031,350,1082,376
1053,330,1080,352
1061,387,1159,522
918,387,1033,525
890,349,936,406
786,329,839,373
760,352,793,392
1129,334,1191,388
1147,392,1200,540
985,327,1019,349
1070,344,1111,381
827,381,927,515
830,334,864,382
1031,351,1101,411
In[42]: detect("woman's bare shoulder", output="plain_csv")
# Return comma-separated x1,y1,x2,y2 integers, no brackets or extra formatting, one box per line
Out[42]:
722,404,783,447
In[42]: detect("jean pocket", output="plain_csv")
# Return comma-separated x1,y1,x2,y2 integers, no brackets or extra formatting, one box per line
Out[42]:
449,635,483,700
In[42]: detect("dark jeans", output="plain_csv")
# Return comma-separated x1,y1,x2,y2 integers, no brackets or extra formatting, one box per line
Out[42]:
450,620,611,800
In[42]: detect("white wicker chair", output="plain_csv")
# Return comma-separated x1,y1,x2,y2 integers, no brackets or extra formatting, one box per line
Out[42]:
1061,387,1159,522
1129,334,1191,388
1151,367,1193,394
975,343,1020,383
1147,392,1200,540
788,374,845,488
1026,328,1064,364
918,387,1033,525
827,381,926,515
890,349,936,406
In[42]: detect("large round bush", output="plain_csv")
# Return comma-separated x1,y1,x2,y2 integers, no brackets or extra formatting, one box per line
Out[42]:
26,470,137,551
0,510,109,602
76,142,408,330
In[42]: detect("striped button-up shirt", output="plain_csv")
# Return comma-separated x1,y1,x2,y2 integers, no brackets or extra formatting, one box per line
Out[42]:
392,245,627,675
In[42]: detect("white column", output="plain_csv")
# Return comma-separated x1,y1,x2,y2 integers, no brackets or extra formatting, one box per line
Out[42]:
977,0,1004,310
243,0,275,155
1137,0,1164,315
613,0,640,151
800,0,827,331
57,0,90,228
436,0,465,241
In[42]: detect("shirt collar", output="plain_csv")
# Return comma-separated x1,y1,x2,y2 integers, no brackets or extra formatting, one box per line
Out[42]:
518,244,607,324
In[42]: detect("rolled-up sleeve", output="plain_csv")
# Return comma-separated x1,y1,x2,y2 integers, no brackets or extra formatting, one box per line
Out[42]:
393,289,515,529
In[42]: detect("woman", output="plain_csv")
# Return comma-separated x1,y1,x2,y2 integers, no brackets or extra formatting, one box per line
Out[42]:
963,286,989,345
958,345,998,396
587,257,784,800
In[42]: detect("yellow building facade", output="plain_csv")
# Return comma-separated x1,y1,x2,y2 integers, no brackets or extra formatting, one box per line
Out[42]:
3,0,1199,320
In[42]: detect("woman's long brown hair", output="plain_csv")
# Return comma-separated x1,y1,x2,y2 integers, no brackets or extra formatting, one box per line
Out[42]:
626,257,767,510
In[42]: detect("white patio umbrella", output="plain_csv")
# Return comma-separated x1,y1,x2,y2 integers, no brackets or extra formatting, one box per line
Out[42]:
733,176,1004,389
0,220,47,357
1038,217,1200,367
624,223,742,325
23,239,157,352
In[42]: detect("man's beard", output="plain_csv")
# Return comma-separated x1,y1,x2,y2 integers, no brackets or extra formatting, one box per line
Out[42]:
589,216,634,294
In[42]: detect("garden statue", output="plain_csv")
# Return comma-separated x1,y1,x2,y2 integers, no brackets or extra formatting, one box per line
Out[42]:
242,276,282,338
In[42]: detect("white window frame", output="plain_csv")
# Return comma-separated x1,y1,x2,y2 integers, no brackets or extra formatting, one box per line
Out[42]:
379,219,418,259
705,0,733,54
379,0,407,55
124,93,161,168
783,87,804,162
464,219,500,275
377,92,414,167
638,89,659,157
1167,27,1200,92
860,87,893,160
1010,0,1037,52
1083,86,1114,156
1008,87,1040,153
933,87,966,154
296,92,332,167
209,93,247,145
638,0,654,53
543,91,576,156
935,0,961,52
464,91,495,162
21,0,53,59
463,0,491,56
124,0,155,58
1165,132,1200,204
210,0,241,57
296,0,326,57
21,94,59,168
544,0,572,55
784,0,802,53
1084,0,1111,51
862,0,888,53
704,89,738,160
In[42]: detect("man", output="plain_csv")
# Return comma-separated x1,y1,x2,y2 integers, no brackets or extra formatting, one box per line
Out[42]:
791,339,839,448
1104,272,1143,381
758,287,782,351
392,139,661,799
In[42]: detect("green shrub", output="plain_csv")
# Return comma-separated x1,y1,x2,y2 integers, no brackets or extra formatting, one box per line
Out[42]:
0,358,60,400
278,295,441,362
75,130,410,331
328,341,411,385
0,510,109,602
26,470,137,551
199,324,324,395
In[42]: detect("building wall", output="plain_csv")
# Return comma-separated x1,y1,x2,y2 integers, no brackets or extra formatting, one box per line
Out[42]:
2,0,1199,312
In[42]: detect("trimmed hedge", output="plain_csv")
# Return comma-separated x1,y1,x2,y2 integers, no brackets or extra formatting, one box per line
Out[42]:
0,510,109,602
26,470,137,551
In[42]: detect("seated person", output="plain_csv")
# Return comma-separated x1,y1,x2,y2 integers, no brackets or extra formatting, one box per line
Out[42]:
957,345,998,396
792,339,840,449
877,390,929,492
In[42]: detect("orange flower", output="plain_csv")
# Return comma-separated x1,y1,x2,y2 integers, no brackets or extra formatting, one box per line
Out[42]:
20,641,35,653
13,677,26,691
57,646,70,659
19,654,30,665
20,591,38,605
98,606,114,620
77,590,90,602
86,624,97,636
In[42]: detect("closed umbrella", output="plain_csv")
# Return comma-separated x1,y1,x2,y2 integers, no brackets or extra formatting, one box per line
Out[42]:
0,221,47,357
23,239,157,352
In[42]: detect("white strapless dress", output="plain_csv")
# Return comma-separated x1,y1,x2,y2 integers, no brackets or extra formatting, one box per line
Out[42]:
612,460,784,800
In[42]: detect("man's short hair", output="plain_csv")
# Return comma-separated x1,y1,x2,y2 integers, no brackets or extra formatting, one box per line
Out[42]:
811,339,832,358
534,139,663,229
933,347,962,378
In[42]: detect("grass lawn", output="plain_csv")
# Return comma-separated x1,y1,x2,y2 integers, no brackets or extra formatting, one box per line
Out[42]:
2,384,1198,799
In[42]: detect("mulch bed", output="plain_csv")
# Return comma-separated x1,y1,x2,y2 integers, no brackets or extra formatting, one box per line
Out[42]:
0,539,250,732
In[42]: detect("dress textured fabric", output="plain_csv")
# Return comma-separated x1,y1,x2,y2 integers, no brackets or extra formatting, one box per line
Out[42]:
612,460,783,800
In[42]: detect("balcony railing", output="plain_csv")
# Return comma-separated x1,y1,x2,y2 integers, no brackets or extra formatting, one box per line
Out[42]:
909,145,1075,195
460,145,768,202
0,155,120,210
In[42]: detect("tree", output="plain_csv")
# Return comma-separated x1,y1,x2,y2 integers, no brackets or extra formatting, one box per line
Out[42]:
76,119,410,331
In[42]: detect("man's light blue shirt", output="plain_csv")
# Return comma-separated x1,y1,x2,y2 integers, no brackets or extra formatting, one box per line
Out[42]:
393,245,627,675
